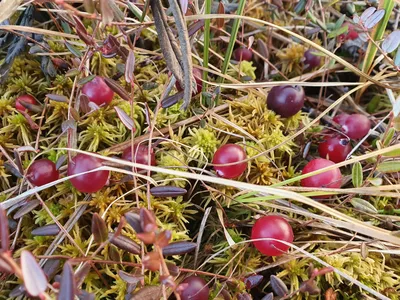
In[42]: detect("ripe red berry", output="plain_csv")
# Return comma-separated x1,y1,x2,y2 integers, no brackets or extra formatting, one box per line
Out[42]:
82,76,114,106
122,144,156,166
267,85,305,118
67,153,109,193
338,22,359,41
301,158,342,189
333,113,371,139
318,136,352,163
304,49,321,69
176,68,203,95
251,215,294,256
233,47,253,61
26,159,59,187
180,276,209,300
15,94,37,112
212,144,247,179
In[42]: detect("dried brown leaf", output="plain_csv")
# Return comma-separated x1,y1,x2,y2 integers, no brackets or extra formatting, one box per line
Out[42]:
103,77,131,101
0,207,9,251
31,224,60,236
91,213,107,244
142,251,161,271
140,208,157,233
216,2,225,29
155,230,171,248
100,0,114,26
136,232,156,245
125,50,135,83
108,245,121,262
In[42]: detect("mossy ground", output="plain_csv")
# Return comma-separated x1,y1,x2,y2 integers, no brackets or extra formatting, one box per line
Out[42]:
1,1,400,299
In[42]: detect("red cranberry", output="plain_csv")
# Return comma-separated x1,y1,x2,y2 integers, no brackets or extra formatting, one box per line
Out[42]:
67,153,109,193
82,76,114,106
301,158,342,189
339,22,359,41
251,215,294,256
176,68,203,95
212,144,247,179
304,49,321,69
15,94,37,112
26,159,59,187
122,144,156,166
180,276,209,300
318,136,352,163
333,113,371,139
267,85,305,118
233,47,253,61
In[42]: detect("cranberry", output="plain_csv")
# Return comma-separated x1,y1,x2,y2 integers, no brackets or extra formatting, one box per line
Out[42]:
338,22,359,41
267,85,305,118
180,276,209,300
67,153,109,193
233,47,253,61
251,215,294,256
122,144,156,166
318,136,352,163
301,158,342,189
81,76,114,106
212,144,247,179
333,113,371,139
304,49,321,69
176,68,203,95
15,94,37,112
26,159,59,187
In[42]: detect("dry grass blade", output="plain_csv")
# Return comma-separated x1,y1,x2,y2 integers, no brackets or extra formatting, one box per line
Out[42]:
0,0,23,24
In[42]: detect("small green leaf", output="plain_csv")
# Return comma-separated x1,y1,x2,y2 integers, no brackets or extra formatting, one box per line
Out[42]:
383,128,395,147
335,14,346,29
382,149,400,157
65,42,83,58
78,75,96,86
328,25,348,38
65,69,80,78
352,162,363,187
367,177,383,186
377,161,400,173
351,198,378,214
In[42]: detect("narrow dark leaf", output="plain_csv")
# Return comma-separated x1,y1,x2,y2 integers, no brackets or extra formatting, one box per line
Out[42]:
42,259,60,280
124,212,143,233
188,20,205,37
29,45,44,55
162,241,196,256
270,275,288,297
364,9,385,29
108,233,141,254
261,293,274,300
92,213,108,244
16,145,37,153
150,186,187,197
9,285,25,298
130,286,163,300
118,270,144,284
79,94,91,114
360,7,376,22
382,30,400,53
47,94,69,103
155,230,171,248
14,200,40,219
20,110,39,130
300,279,320,295
41,56,57,78
78,290,95,300
31,224,60,236
4,162,23,178
18,100,43,113
237,293,252,300
103,77,131,101
56,155,67,170
21,250,48,297
244,275,263,289
0,207,9,252
73,16,95,46
70,107,80,122
161,91,183,108
13,149,23,177
75,262,91,288
140,208,157,233
58,262,76,300
114,107,135,131
78,75,96,86
125,50,135,83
